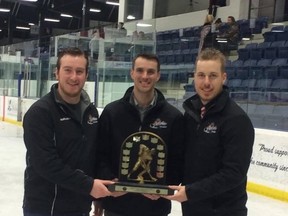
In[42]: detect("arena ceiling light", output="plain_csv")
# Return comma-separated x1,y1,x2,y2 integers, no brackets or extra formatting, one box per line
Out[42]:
61,13,73,18
136,23,152,27
127,15,135,20
0,8,10,12
106,1,120,6
89,8,101,13
16,26,30,30
20,0,38,2
44,18,60,22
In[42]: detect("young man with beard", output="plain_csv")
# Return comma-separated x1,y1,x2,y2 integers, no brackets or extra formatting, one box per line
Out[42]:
23,47,114,216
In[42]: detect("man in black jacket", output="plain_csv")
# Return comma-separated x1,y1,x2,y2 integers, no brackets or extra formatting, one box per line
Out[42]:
23,47,114,216
163,48,254,216
95,53,184,216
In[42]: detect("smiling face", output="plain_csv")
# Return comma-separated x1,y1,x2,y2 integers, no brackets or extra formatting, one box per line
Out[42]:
130,56,160,96
55,54,88,104
194,59,227,105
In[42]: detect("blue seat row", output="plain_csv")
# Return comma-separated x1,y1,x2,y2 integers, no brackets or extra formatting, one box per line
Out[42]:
226,64,288,80
237,41,288,60
158,49,198,65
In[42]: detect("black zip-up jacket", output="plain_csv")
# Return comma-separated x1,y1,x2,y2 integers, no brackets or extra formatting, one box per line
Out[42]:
182,89,254,216
23,84,99,214
97,86,184,216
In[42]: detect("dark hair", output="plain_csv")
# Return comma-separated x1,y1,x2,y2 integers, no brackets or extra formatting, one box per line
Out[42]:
132,53,160,72
228,16,236,23
215,18,222,24
56,47,89,73
195,48,226,72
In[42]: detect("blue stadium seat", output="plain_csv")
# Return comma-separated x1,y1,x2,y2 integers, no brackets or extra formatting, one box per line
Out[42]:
245,43,258,49
163,39,172,51
271,40,286,48
279,65,288,79
158,54,167,64
249,66,264,78
271,58,287,66
183,27,194,38
156,32,165,41
263,66,279,79
162,30,172,41
239,20,252,39
225,67,236,79
250,48,263,60
172,39,181,50
170,30,180,40
258,41,272,48
226,59,232,67
188,37,200,49
278,42,288,58
252,20,262,34
257,59,272,66
263,47,277,59
192,26,202,37
241,79,257,90
275,31,288,41
156,40,165,53
271,25,285,32
263,31,276,42
166,51,175,65
174,50,184,64
254,78,273,90
249,42,270,60
235,67,249,79
237,48,250,60
231,59,244,67
243,59,257,67
180,40,189,50
183,49,194,64
269,79,288,91
227,78,242,91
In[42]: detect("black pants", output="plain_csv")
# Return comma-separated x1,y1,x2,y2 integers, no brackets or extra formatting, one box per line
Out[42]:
104,210,167,216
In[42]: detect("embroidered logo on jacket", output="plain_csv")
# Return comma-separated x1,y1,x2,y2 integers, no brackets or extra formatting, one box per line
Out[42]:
87,115,98,125
150,118,167,129
203,122,217,134
60,117,71,121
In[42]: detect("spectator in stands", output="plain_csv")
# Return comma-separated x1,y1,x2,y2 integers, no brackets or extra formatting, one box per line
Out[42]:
218,16,239,54
117,22,126,30
163,48,255,216
138,31,145,39
117,22,127,37
22,47,114,216
213,18,223,33
198,14,216,54
89,28,103,59
209,0,226,17
220,16,239,43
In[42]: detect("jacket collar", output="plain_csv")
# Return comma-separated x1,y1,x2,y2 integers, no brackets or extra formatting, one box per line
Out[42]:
183,86,230,118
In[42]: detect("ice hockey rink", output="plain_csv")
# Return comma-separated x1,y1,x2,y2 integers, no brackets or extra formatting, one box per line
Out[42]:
1,121,287,216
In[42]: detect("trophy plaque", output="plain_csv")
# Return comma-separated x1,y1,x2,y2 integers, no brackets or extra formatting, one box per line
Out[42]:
107,131,174,195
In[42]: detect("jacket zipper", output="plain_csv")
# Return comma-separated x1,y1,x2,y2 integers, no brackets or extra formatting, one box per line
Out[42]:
50,184,58,216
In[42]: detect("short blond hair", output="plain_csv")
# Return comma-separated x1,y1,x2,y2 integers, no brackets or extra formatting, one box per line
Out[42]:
195,48,226,72
205,14,214,24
